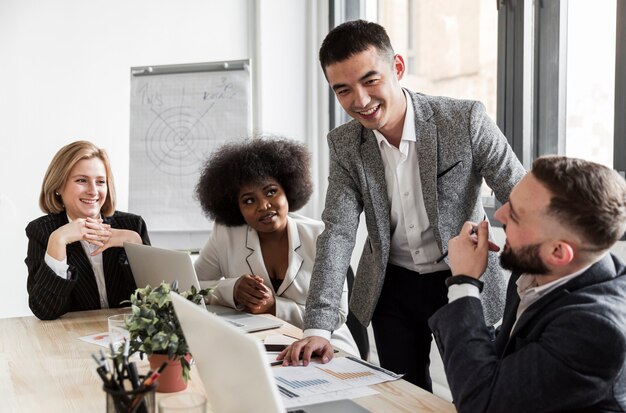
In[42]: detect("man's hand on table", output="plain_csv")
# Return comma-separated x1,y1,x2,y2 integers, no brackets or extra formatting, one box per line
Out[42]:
277,336,334,366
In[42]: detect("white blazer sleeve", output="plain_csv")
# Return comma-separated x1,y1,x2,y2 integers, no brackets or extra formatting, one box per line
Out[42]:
194,225,240,308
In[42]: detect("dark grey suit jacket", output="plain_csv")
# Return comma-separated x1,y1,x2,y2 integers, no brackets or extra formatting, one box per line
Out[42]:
429,253,626,413
25,211,150,320
304,91,525,332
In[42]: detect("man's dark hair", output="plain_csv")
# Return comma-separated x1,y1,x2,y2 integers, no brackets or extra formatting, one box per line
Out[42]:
195,137,313,227
319,19,394,74
532,155,626,250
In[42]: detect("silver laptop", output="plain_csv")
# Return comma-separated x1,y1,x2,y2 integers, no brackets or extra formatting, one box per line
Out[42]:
170,292,370,413
124,242,283,333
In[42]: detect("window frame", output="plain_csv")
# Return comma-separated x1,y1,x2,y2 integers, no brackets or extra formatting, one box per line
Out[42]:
498,0,625,172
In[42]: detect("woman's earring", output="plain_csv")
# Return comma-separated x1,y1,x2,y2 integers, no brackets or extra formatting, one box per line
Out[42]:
55,192,60,196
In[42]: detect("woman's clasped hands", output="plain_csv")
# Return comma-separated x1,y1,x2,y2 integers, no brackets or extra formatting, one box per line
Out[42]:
234,274,275,314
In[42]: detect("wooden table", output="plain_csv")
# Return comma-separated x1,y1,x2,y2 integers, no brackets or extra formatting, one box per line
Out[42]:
0,309,456,412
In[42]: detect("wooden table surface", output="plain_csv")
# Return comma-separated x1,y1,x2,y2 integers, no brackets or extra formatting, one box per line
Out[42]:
0,309,456,412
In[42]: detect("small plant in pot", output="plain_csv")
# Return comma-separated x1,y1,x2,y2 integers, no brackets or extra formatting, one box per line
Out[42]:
124,281,210,392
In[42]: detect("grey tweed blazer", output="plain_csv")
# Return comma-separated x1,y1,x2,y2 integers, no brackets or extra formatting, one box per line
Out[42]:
304,90,526,331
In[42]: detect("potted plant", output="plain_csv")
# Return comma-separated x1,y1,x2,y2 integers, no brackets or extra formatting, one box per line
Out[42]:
124,281,210,392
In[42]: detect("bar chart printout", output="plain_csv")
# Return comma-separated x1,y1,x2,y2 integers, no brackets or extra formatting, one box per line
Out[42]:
274,366,352,398
272,356,401,399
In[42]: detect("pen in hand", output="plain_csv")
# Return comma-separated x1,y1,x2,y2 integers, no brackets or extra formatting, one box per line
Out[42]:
433,216,486,264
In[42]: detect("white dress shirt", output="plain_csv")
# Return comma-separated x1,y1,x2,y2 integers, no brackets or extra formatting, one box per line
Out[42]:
372,90,449,274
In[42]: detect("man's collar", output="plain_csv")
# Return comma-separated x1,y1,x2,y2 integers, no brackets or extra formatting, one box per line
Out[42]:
516,255,604,295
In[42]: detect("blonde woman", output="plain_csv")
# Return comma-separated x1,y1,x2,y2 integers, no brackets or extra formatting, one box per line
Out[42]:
26,141,150,320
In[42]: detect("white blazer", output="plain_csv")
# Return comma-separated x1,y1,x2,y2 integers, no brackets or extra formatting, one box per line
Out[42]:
194,213,358,354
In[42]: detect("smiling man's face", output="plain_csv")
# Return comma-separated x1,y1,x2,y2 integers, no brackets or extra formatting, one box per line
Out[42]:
325,46,407,138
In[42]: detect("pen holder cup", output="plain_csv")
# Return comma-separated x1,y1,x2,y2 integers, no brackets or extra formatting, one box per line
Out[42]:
104,382,157,413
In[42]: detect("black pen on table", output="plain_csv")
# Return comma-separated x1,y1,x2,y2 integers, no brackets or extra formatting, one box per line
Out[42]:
433,215,487,264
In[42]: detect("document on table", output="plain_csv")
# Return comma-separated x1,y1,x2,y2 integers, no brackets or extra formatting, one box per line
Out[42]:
78,332,111,348
272,356,401,407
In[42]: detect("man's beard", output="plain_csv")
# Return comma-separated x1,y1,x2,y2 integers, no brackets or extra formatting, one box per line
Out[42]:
500,243,549,275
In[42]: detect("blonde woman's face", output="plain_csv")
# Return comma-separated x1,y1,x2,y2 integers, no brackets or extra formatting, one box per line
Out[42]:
58,158,108,220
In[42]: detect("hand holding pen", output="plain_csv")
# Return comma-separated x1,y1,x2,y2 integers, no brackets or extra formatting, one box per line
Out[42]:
447,220,496,279
433,215,499,264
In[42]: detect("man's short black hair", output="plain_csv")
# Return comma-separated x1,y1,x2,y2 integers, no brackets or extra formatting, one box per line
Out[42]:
319,19,394,74
195,137,313,227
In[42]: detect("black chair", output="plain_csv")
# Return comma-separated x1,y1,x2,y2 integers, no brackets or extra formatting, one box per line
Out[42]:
346,266,370,360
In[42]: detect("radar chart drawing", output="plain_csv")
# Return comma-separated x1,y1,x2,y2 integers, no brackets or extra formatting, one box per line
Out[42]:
145,103,216,176
129,66,250,234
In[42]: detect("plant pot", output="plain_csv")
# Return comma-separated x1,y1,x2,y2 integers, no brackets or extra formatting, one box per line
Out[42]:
148,353,191,393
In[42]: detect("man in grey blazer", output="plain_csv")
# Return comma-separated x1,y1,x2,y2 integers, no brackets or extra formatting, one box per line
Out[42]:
429,156,626,412
280,20,525,390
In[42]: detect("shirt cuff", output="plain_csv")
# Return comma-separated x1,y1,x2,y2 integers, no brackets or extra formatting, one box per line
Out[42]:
447,283,481,303
44,253,69,279
303,329,332,341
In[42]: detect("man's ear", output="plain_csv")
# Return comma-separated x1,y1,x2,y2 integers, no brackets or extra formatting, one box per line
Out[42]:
544,241,575,267
394,54,406,80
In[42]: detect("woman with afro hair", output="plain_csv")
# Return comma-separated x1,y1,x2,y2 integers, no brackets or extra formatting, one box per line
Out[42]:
194,137,358,354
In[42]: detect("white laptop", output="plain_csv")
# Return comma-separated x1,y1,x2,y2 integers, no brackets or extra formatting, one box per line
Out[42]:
170,291,370,413
124,242,283,333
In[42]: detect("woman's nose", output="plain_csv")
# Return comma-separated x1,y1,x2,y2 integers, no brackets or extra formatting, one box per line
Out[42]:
257,199,271,211
86,181,97,194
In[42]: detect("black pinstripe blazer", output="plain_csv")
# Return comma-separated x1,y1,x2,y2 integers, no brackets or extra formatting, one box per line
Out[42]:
25,211,151,320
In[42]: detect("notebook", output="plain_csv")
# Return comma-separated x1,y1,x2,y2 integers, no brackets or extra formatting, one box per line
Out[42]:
169,291,370,413
124,242,283,333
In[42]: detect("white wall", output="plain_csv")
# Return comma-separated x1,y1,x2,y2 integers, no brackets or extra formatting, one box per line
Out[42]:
0,0,315,319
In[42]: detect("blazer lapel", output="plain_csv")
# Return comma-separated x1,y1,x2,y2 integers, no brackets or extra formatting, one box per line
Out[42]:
276,217,303,296
410,91,440,242
502,254,618,355
496,277,522,356
101,214,130,306
244,227,269,279
359,128,391,246
505,289,565,351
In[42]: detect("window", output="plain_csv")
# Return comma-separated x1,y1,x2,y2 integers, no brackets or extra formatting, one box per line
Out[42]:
499,0,625,175
378,0,500,211
565,1,616,167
